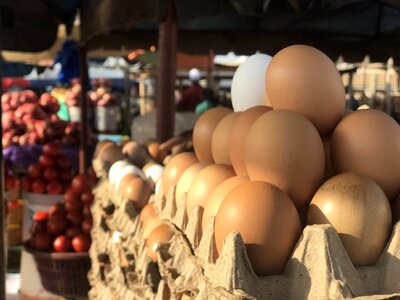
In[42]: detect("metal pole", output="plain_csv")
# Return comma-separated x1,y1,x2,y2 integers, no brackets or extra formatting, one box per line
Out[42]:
156,0,177,142
78,46,89,175
0,3,6,297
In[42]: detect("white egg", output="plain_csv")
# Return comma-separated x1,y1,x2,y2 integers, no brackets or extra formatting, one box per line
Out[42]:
109,160,130,185
144,164,164,185
114,165,145,190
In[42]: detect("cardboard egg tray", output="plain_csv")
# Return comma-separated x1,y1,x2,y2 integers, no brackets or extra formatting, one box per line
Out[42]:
90,159,400,299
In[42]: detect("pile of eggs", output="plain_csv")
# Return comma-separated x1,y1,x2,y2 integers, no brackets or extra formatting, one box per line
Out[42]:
159,45,400,276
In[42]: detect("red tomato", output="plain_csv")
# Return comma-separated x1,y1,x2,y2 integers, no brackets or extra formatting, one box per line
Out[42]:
33,211,48,223
47,216,68,236
65,199,83,212
33,231,53,251
5,177,18,190
71,234,91,252
48,203,67,218
39,155,55,167
64,189,79,202
81,218,93,235
31,222,47,235
28,163,43,179
46,180,63,195
71,174,92,195
53,235,71,252
81,191,94,205
43,167,59,181
57,156,71,169
65,226,83,239
43,143,61,157
31,179,46,194
60,171,73,181
21,177,32,192
67,211,83,226
82,204,92,218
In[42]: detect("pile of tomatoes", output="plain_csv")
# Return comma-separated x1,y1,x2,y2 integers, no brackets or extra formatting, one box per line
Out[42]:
22,143,73,194
29,174,94,253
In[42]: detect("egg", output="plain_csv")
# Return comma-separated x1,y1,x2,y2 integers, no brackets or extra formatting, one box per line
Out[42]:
229,106,272,175
162,152,198,198
245,110,325,208
142,161,157,172
307,172,392,266
186,164,235,216
146,223,175,262
108,160,130,186
202,175,249,231
143,217,163,240
147,142,167,163
211,112,241,165
121,176,153,210
215,181,301,276
94,140,114,159
140,203,156,223
331,109,400,200
114,165,145,190
119,173,139,194
144,164,164,185
122,140,150,168
266,45,345,135
193,107,233,163
175,162,210,211
98,144,125,171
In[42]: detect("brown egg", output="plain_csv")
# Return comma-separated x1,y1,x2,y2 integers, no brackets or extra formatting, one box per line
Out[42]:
147,142,167,163
186,164,235,216
215,181,301,276
118,173,138,194
98,144,125,172
266,45,345,135
162,152,198,198
122,140,150,168
121,177,153,210
146,223,175,262
140,203,156,223
193,107,233,163
307,172,392,266
331,109,400,200
245,110,325,208
229,106,272,175
392,195,400,224
143,217,163,240
202,175,249,230
211,112,241,165
175,162,210,211
94,140,114,159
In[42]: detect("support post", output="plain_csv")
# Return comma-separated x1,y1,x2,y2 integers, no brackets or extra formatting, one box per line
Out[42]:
78,46,89,175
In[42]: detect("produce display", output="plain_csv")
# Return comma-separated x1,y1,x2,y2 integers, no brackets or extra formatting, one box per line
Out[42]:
88,44,400,300
28,173,94,253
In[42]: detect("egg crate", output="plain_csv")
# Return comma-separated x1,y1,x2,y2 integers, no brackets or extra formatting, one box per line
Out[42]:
145,183,400,300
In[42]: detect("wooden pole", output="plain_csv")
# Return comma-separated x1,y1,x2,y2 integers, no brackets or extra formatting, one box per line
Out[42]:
156,0,177,142
78,46,89,175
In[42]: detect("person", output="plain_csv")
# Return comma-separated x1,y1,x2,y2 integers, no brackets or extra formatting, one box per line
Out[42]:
176,68,204,112
195,88,217,114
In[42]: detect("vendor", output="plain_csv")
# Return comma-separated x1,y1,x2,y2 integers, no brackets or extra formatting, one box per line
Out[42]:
176,68,204,112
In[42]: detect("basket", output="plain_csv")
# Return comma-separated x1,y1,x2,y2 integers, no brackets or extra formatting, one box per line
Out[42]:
24,242,91,298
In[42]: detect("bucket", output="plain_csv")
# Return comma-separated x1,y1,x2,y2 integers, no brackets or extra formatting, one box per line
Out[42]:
21,192,63,242
94,106,118,133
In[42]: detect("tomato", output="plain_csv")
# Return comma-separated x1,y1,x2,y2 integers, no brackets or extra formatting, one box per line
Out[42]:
65,199,83,212
31,179,46,194
67,211,83,226
5,177,18,190
39,155,55,167
81,191,94,205
33,231,53,251
71,174,92,195
43,143,61,157
21,177,32,192
48,203,67,218
64,189,79,203
60,171,73,181
46,180,63,195
82,204,92,218
71,234,91,252
33,211,48,223
53,235,71,252
31,222,47,234
57,156,71,169
65,226,83,239
28,163,43,179
47,216,68,235
43,167,59,181
81,218,93,235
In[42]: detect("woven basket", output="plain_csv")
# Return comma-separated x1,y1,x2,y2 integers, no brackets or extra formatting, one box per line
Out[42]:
24,242,91,298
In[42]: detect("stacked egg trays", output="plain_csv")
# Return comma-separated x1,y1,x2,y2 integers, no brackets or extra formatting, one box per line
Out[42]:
88,157,400,300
